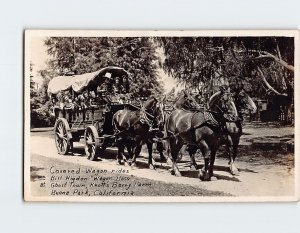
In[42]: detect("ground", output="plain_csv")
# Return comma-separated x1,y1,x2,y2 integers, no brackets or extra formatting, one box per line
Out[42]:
28,123,295,198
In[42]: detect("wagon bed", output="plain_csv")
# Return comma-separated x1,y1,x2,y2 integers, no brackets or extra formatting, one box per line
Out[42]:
48,66,138,160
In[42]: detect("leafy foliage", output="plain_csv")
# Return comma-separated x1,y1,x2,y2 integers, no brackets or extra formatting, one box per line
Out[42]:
30,67,57,128
155,37,294,99
44,37,164,97
31,36,295,127
31,37,165,127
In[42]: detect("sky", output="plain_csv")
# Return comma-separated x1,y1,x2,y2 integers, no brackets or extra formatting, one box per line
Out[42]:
30,37,182,94
30,37,50,84
157,68,184,93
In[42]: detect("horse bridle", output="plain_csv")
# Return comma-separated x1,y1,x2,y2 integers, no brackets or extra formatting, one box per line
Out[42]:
140,106,155,126
113,104,157,138
217,93,241,122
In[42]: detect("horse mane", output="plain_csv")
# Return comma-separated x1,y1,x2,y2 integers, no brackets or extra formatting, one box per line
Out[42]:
237,90,257,113
208,90,239,118
207,91,222,110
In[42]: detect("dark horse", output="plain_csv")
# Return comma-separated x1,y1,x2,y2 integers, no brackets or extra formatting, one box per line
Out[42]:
166,90,241,180
112,96,165,169
173,89,257,175
225,89,256,174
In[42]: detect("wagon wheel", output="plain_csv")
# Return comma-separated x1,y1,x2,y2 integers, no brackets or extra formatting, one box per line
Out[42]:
84,126,100,161
54,118,73,155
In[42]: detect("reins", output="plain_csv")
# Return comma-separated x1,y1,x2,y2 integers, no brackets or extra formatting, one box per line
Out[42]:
113,100,159,139
157,94,241,142
140,106,155,126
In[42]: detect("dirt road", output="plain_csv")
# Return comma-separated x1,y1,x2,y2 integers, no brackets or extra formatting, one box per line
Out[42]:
28,124,295,199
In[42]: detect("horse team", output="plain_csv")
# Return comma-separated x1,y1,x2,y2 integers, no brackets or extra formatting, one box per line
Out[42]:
110,89,256,181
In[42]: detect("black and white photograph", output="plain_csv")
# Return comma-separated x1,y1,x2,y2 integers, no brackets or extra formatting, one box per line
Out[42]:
24,30,298,202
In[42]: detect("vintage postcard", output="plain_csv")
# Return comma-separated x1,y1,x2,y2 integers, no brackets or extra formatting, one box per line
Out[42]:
24,30,299,202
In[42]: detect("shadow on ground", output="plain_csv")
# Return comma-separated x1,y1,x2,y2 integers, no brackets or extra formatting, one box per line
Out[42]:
30,166,45,181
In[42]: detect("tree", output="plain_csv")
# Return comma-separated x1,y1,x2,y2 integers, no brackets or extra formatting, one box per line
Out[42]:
30,61,60,128
31,37,165,127
155,37,294,98
44,37,164,97
156,36,294,124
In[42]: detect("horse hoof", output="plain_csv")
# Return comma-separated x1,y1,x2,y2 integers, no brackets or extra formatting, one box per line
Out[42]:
175,171,182,177
199,170,210,181
198,172,205,181
166,158,172,165
210,176,218,181
170,169,175,176
198,169,203,179
230,164,240,176
116,160,122,165
149,164,156,170
231,170,240,176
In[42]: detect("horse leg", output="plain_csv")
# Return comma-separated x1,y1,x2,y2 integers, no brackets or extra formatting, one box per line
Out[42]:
156,141,167,162
227,135,240,175
116,146,122,165
209,148,217,181
163,139,172,165
146,142,156,170
125,144,133,165
169,137,183,177
116,144,125,165
131,139,143,168
231,135,240,175
115,137,125,164
198,140,211,181
187,145,198,170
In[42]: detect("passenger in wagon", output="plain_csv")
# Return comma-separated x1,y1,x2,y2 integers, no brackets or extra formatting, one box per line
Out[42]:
73,97,79,110
103,72,113,93
89,91,98,108
115,76,121,93
64,96,74,110
56,92,65,110
62,95,74,121
75,94,84,110
49,97,58,116
97,86,109,106
122,75,130,93
83,91,89,108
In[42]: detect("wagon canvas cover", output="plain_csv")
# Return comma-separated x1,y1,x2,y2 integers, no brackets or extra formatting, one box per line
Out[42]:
24,30,299,202
48,66,130,94
47,75,73,94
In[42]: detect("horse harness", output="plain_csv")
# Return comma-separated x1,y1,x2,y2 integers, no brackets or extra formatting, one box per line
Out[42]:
163,109,241,142
159,110,219,141
113,104,158,139
139,106,155,127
